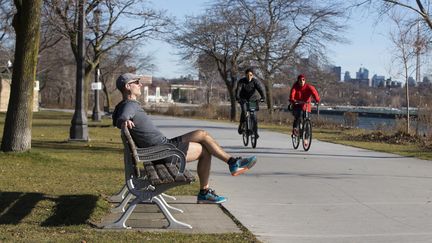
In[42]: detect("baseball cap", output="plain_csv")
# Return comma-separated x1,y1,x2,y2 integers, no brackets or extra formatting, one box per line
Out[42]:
116,73,141,91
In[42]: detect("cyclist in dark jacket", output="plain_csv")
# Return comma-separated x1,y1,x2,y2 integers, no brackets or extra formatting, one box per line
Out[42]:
235,68,266,136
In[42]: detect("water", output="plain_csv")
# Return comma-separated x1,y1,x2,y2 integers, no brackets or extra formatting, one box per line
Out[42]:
315,113,396,130
313,113,431,136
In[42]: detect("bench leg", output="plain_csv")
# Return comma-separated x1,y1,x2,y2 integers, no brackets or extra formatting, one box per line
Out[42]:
152,196,192,229
110,193,134,213
104,197,141,229
108,184,128,202
161,193,176,201
157,195,183,213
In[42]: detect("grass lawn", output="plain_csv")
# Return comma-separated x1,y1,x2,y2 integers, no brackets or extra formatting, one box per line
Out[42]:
0,111,258,242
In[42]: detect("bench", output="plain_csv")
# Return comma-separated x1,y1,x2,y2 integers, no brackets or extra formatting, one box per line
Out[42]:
104,126,196,229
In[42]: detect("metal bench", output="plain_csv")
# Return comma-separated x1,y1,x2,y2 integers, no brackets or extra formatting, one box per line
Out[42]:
104,126,196,229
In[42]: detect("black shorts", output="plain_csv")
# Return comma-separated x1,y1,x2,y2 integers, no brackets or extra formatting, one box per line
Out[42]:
167,136,189,156
153,137,189,164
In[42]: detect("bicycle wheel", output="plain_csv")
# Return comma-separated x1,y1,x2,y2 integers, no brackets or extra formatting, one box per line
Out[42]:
302,119,312,151
242,120,249,146
291,125,300,149
250,114,258,148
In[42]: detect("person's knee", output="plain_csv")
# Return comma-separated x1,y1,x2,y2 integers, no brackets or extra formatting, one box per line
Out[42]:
195,129,208,138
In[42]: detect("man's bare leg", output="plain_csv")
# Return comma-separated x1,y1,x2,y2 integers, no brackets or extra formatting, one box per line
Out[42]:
181,129,257,177
185,142,211,189
180,130,231,162
185,141,227,204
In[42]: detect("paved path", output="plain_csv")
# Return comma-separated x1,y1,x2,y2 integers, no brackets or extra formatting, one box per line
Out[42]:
155,115,432,243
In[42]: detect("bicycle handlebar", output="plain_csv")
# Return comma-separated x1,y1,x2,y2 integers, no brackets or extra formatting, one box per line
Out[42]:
292,101,319,106
239,99,265,104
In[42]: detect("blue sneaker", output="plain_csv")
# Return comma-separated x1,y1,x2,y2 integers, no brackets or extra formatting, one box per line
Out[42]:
197,188,227,204
229,156,257,176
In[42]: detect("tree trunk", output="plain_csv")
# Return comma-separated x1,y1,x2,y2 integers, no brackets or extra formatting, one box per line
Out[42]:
263,76,274,120
1,0,42,152
229,88,236,121
405,67,410,134
102,82,111,112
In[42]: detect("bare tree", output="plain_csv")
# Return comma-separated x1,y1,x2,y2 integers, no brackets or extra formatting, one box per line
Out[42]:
37,38,77,108
0,0,14,66
98,42,155,110
236,0,347,115
1,0,42,152
388,12,417,134
197,55,224,105
43,0,172,109
173,2,253,121
376,0,432,30
0,0,14,43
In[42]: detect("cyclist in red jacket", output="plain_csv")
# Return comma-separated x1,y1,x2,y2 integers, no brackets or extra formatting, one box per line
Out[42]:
289,74,320,136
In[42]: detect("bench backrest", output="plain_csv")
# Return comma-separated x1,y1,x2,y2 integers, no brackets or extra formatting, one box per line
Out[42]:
121,126,141,179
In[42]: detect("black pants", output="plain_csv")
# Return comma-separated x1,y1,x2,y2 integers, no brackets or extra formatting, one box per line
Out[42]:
239,102,258,134
292,107,304,129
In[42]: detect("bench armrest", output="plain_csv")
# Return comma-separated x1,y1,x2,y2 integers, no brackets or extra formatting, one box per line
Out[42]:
136,143,175,155
121,127,187,176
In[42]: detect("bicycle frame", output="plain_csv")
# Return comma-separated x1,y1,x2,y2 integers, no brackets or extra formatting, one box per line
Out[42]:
291,101,314,151
241,100,259,148
246,101,258,131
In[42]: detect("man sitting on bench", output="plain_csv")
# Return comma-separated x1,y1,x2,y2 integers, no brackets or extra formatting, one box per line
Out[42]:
112,73,257,204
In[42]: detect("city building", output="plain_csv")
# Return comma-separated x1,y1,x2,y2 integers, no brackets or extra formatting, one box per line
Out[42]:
385,78,402,88
331,66,341,82
372,75,385,87
408,76,417,87
344,71,351,82
356,67,369,80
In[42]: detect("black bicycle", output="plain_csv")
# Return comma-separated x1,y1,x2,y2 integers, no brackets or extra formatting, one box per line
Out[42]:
240,100,260,148
291,101,314,151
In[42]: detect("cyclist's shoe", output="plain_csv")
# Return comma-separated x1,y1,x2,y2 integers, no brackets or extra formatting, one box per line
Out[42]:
292,128,299,136
229,156,257,176
238,125,242,134
197,188,227,204
304,141,308,147
255,133,259,139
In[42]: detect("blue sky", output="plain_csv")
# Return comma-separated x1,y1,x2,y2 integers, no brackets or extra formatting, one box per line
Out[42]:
146,0,394,80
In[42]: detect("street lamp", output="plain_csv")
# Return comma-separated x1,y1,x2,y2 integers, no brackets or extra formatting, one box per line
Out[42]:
69,0,89,141
92,7,102,121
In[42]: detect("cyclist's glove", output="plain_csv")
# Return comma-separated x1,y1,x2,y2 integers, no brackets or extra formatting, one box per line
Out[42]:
259,98,265,103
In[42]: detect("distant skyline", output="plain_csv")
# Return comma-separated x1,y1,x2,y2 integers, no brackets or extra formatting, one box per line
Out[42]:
144,1,408,81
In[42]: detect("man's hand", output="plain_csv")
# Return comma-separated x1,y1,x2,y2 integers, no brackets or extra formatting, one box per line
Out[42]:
124,120,135,129
260,98,265,103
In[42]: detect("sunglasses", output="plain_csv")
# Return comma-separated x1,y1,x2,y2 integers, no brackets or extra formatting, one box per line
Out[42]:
128,79,140,85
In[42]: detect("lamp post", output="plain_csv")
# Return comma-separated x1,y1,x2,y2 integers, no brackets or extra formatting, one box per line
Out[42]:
92,7,102,121
92,65,102,121
69,0,89,141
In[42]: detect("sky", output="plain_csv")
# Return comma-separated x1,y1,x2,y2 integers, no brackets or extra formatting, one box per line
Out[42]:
145,0,397,80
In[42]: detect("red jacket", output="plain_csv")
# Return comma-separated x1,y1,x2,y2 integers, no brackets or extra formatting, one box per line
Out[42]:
289,83,320,112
